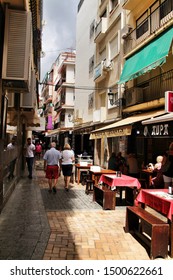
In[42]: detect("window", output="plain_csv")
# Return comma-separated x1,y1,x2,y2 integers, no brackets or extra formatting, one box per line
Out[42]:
109,34,119,60
99,47,106,62
90,20,95,38
110,0,118,12
160,0,173,20
136,11,149,39
88,92,94,110
89,55,94,73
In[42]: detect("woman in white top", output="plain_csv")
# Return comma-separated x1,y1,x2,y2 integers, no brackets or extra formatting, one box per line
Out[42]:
61,143,75,191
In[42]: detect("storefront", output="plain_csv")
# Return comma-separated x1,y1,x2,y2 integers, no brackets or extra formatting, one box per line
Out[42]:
142,112,173,165
90,110,165,167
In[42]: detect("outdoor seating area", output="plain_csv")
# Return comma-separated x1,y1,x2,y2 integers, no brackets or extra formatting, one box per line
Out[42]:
73,165,173,259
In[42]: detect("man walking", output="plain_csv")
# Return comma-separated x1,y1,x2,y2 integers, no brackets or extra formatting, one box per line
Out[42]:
43,141,61,193
24,137,35,179
7,136,17,179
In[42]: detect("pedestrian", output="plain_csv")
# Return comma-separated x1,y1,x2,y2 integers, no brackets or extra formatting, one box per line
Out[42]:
60,143,75,191
108,152,118,171
24,137,35,179
35,141,42,160
43,141,62,193
117,152,128,174
162,143,173,188
7,136,17,179
126,153,139,178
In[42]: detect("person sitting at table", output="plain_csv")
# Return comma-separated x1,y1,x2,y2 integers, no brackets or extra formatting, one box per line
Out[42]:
117,152,128,174
162,143,173,189
108,152,118,171
126,153,139,178
151,155,164,188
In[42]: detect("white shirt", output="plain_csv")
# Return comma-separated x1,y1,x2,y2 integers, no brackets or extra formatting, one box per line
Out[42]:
25,143,35,158
61,149,74,165
7,143,15,150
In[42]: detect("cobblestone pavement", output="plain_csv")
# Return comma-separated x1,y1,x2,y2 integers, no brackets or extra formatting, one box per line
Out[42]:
0,160,171,260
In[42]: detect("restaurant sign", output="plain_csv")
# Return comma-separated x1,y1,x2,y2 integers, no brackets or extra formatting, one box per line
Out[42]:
90,125,132,139
143,122,173,137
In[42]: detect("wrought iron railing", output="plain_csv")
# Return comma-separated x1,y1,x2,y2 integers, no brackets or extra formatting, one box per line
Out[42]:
124,69,173,107
124,0,173,55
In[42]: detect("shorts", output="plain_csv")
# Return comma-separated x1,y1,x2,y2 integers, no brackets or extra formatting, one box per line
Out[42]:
62,164,73,176
163,175,173,184
46,165,59,179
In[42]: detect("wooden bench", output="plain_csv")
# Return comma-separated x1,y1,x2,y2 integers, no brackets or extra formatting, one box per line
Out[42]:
125,206,169,259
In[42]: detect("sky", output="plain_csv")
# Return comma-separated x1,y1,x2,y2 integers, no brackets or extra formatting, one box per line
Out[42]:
41,0,79,81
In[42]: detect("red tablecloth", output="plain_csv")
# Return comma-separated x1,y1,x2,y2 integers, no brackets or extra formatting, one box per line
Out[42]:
99,174,141,189
136,189,173,220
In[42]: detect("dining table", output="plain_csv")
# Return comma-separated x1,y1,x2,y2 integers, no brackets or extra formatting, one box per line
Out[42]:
89,169,116,186
136,188,173,257
75,163,92,185
98,174,141,206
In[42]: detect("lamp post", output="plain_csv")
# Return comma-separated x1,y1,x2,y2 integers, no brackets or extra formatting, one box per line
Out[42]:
68,113,75,150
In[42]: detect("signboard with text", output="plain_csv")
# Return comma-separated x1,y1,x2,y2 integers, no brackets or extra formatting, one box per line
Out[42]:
143,121,173,137
165,91,173,112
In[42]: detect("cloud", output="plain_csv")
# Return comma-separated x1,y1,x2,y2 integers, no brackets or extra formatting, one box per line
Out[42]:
41,0,79,80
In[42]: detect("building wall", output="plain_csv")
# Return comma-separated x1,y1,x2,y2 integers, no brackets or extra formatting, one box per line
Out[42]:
75,0,98,122
66,64,75,83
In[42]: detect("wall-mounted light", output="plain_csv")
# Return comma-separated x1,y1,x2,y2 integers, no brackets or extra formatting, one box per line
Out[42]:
68,113,73,122
108,89,120,106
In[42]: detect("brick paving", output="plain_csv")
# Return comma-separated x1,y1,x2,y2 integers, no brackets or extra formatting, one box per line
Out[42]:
36,161,168,261
0,160,171,260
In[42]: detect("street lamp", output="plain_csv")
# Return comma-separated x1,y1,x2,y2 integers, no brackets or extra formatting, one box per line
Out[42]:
108,89,120,106
68,113,73,122
68,113,75,150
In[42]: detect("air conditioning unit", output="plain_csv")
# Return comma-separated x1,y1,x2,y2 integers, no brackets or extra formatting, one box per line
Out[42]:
7,92,15,107
126,88,143,106
2,8,32,92
20,70,36,108
121,24,133,39
102,59,112,71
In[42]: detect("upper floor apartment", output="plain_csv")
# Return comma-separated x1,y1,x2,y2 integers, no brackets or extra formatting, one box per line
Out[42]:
94,0,122,43
53,52,75,112
122,0,173,56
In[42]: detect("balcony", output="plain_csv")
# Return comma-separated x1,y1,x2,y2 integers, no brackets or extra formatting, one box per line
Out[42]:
94,17,108,43
94,61,107,82
93,107,106,123
124,69,173,108
123,0,141,10
123,0,173,55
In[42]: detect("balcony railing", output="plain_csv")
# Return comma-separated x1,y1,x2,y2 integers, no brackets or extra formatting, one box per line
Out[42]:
123,0,173,55
124,69,173,107
94,17,108,42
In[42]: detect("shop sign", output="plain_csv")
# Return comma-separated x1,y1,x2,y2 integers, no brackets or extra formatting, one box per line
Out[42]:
143,123,171,137
165,91,173,112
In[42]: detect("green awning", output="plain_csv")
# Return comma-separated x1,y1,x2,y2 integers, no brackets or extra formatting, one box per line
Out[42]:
118,27,173,84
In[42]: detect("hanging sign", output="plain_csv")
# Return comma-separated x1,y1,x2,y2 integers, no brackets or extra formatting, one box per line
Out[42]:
165,91,173,112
